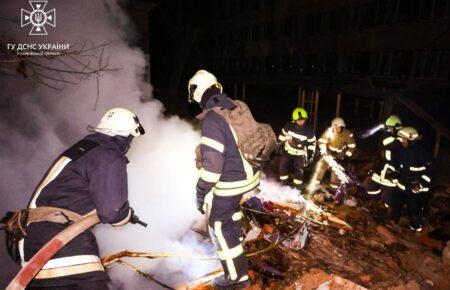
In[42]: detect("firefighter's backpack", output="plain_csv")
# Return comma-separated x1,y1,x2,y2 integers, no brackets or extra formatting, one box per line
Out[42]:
198,99,277,170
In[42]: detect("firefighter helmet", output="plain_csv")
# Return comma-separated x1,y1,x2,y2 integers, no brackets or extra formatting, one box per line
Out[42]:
385,115,402,129
188,70,223,103
331,117,346,128
95,107,145,137
398,127,419,141
292,107,308,120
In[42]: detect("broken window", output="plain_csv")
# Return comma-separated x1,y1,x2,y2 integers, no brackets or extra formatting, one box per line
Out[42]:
419,0,434,20
386,0,399,24
433,0,448,19
304,14,315,35
281,55,293,73
305,54,318,75
339,8,351,30
391,51,413,77
285,16,297,37
355,53,371,75
263,22,274,39
398,0,420,23
376,0,388,25
326,53,338,74
305,13,322,35
252,25,261,41
423,50,440,78
412,50,426,77
351,6,360,28
437,50,449,79
360,1,377,28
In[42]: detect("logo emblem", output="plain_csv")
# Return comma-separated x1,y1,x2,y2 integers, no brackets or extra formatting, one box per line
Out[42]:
21,1,56,36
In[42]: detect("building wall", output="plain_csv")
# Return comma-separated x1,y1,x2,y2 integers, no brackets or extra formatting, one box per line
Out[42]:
201,0,450,90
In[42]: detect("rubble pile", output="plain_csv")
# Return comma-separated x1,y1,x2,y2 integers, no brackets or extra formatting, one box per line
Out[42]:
189,185,450,290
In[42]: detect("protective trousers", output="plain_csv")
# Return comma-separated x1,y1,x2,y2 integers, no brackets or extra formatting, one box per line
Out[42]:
313,157,340,189
389,189,423,230
278,153,306,186
366,178,395,203
207,194,248,282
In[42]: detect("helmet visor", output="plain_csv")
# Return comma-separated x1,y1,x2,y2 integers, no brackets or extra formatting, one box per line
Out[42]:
133,116,145,135
188,84,197,103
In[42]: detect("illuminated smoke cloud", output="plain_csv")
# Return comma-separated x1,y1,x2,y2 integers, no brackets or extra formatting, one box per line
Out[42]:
0,1,217,288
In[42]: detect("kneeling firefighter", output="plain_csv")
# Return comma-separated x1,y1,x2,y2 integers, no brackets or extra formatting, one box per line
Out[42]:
278,107,316,189
190,70,276,289
1,108,145,289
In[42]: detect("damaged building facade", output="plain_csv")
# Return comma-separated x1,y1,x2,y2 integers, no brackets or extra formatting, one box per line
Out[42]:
148,0,450,157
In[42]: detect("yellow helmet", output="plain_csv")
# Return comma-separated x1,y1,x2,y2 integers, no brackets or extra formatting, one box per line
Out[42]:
292,107,308,120
398,127,419,141
385,115,402,129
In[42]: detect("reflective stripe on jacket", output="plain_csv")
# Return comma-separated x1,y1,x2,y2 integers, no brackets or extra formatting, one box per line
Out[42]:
318,128,356,159
196,94,260,199
279,121,316,156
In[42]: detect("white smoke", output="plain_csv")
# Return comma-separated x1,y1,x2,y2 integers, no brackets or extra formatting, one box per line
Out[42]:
0,0,217,288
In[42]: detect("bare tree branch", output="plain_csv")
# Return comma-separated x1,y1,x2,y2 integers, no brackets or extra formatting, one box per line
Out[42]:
0,38,121,91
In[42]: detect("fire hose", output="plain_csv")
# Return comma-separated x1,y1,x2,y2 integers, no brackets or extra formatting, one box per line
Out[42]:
7,209,301,289
6,210,147,290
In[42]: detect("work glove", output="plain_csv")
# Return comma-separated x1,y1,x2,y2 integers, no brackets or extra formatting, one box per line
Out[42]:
411,182,423,194
196,194,205,215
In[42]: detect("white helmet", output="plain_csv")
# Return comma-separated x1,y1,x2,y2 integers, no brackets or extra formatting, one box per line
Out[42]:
331,117,346,128
398,127,419,141
95,107,145,137
188,70,222,103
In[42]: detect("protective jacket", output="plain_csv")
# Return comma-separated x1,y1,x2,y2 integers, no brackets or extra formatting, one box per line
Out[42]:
196,93,260,200
23,133,131,287
279,121,316,158
196,93,259,282
278,121,316,186
370,132,399,190
391,140,432,193
389,140,432,231
318,128,356,160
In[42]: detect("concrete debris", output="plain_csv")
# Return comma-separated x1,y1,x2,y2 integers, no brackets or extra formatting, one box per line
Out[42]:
245,226,262,242
376,225,399,245
183,182,450,290
387,280,421,290
282,223,309,250
286,268,368,290
358,275,372,283
344,198,357,207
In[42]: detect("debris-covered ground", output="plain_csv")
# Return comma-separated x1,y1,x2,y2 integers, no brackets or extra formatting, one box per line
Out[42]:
187,158,450,290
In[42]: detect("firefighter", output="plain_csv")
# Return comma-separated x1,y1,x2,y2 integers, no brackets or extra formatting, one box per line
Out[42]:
22,108,145,289
189,70,258,289
367,115,403,198
278,107,316,190
390,127,432,232
312,117,356,191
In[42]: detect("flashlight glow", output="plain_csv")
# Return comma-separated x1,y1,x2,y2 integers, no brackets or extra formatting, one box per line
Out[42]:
362,123,385,139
